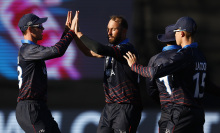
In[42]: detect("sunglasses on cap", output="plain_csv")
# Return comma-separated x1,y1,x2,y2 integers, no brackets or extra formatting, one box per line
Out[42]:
24,24,44,30
173,29,186,32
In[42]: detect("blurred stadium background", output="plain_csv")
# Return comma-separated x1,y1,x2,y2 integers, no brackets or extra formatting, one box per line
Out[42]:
0,0,220,132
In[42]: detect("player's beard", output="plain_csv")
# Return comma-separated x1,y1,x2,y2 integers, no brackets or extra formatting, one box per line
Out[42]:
34,34,43,42
108,35,122,45
32,29,43,41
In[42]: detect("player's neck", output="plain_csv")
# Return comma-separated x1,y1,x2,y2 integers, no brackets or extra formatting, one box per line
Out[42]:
24,35,38,44
181,37,193,48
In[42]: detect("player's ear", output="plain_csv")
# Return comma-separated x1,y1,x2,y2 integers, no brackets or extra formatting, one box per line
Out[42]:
27,27,32,33
181,31,185,37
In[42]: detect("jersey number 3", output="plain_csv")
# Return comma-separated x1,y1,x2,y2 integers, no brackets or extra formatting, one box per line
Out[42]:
17,57,22,89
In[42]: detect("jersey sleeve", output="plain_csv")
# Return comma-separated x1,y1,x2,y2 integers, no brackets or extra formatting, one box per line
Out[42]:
60,26,70,39
131,50,189,79
21,30,75,61
146,55,160,102
80,35,134,60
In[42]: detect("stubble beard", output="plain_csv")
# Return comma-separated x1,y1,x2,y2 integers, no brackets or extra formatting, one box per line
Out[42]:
108,35,122,45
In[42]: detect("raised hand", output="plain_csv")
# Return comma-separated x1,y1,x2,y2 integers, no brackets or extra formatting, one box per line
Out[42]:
123,51,137,67
70,11,83,38
65,11,72,30
70,11,78,31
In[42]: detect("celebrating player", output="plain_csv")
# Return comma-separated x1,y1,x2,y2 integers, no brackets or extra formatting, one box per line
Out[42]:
72,11,142,133
147,24,181,103
124,17,206,133
16,11,76,132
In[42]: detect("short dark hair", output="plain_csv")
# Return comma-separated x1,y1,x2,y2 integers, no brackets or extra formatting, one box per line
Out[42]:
110,15,128,29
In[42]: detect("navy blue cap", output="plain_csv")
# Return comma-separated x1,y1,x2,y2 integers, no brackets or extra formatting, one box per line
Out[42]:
173,16,197,33
18,13,48,31
157,24,176,43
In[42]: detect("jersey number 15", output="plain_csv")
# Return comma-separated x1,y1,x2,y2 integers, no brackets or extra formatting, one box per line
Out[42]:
193,72,206,98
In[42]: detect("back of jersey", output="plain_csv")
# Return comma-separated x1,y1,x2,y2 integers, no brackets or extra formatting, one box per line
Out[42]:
149,46,207,109
148,49,180,108
170,47,207,109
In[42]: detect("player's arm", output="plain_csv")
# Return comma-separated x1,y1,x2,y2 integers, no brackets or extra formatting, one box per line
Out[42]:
123,51,187,79
75,32,126,59
22,11,78,60
79,35,117,56
73,34,104,58
73,11,122,59
22,30,75,61
69,11,103,58
146,56,160,103
123,51,154,78
61,11,72,39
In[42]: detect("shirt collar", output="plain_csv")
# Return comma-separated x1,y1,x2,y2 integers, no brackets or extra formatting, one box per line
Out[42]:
21,39,37,45
182,42,198,49
162,45,181,51
118,38,129,45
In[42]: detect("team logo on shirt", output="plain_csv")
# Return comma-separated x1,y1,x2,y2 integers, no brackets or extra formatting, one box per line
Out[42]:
105,56,115,77
106,69,115,77
110,69,115,76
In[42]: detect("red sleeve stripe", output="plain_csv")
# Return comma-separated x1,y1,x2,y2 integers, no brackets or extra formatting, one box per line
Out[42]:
61,39,67,42
141,65,144,76
134,64,137,73
138,65,141,75
67,32,73,38
144,67,148,77
58,41,65,45
160,100,172,102
149,67,152,78
131,63,135,71
55,43,62,48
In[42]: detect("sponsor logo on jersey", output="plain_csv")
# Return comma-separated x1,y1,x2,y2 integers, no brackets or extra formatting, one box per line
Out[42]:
39,129,45,133
165,129,170,133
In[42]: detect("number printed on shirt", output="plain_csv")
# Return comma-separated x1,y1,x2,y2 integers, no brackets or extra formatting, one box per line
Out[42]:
193,72,206,98
17,56,22,89
159,76,172,95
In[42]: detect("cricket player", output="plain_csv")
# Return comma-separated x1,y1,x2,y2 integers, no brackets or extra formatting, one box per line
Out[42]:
72,11,142,133
16,11,76,132
124,17,206,133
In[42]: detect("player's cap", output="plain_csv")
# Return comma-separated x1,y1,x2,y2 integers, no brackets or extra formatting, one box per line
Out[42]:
157,24,176,43
18,13,48,32
173,16,197,33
